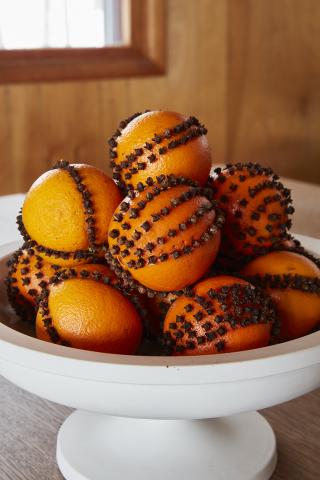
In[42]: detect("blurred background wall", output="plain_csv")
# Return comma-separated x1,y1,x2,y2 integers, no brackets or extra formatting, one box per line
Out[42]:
0,0,319,195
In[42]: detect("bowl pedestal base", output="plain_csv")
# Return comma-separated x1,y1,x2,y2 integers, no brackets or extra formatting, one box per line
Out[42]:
57,410,277,480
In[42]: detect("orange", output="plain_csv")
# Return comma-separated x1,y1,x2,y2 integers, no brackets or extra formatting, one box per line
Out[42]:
145,291,179,321
36,270,142,354
209,163,294,257
143,292,179,338
109,111,211,190
242,251,320,341
21,161,122,266
163,276,275,355
107,177,224,291
5,246,61,321
6,251,115,322
7,247,60,305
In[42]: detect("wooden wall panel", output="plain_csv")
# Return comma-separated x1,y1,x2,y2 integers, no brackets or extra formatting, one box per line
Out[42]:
0,0,320,195
0,0,227,195
227,0,320,183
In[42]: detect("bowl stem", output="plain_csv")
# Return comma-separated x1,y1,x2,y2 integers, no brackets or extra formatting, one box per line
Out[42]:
57,410,277,480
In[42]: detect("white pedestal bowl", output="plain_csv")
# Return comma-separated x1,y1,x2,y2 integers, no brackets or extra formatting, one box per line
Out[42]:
0,236,319,480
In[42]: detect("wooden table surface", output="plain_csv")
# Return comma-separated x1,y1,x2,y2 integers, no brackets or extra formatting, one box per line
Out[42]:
0,178,319,480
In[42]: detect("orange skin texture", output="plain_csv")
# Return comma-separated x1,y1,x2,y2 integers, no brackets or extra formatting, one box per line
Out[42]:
164,276,272,356
36,278,142,354
108,185,221,291
242,251,320,341
14,251,60,305
210,169,289,255
115,111,211,187
12,260,113,320
22,164,122,266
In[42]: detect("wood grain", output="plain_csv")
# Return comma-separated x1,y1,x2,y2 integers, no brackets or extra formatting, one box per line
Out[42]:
263,390,320,480
0,0,227,195
0,375,319,480
0,0,320,195
227,0,320,183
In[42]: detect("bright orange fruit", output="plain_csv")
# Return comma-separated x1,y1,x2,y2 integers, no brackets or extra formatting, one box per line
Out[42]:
36,274,142,355
109,111,211,189
21,161,122,266
163,276,275,355
108,178,223,291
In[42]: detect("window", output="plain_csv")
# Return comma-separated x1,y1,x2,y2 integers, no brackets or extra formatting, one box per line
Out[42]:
0,0,166,83
0,0,123,49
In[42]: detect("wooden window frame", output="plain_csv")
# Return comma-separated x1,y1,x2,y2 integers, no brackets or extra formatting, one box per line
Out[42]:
0,0,166,83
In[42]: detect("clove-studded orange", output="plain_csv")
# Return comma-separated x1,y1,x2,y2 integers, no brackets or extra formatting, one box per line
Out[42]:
242,251,320,341
163,276,276,356
19,161,122,267
143,291,180,338
145,291,180,322
5,246,61,320
208,163,294,258
36,263,142,354
107,176,224,292
109,110,212,190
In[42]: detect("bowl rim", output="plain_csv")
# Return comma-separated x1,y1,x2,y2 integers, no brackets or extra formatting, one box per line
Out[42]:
0,235,319,386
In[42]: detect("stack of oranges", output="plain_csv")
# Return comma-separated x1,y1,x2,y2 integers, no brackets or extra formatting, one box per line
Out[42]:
6,110,320,356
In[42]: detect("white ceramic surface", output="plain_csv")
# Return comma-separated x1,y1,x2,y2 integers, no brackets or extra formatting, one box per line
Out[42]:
0,235,319,480
57,410,277,480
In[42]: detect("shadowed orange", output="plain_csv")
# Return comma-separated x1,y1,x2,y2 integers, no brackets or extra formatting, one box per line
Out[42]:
14,250,60,305
143,292,179,337
210,164,292,256
242,251,320,341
